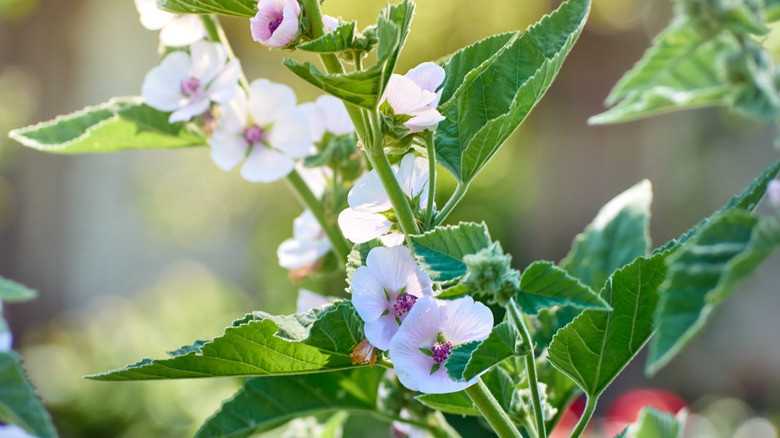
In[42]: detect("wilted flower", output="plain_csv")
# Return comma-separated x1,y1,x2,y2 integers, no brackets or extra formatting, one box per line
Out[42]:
209,79,312,182
351,246,433,350
389,295,493,394
381,62,445,133
768,179,780,207
350,338,378,367
277,210,332,270
338,154,429,245
133,0,207,47
250,0,300,48
142,41,240,123
300,95,354,142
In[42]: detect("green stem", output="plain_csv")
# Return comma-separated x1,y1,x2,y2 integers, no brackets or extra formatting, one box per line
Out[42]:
285,169,351,264
432,411,463,438
424,130,436,230
434,182,469,226
200,15,249,92
465,379,522,438
507,299,547,438
569,396,596,438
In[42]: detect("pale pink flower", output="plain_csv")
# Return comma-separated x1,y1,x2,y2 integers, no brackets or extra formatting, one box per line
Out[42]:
389,295,493,394
0,424,38,438
351,246,433,350
250,0,300,48
142,41,240,123
299,95,354,142
295,289,338,313
209,79,312,182
277,210,332,270
381,62,445,133
768,179,780,207
133,0,207,46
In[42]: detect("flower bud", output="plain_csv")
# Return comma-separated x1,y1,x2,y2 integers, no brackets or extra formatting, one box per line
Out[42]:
461,242,520,305
250,0,301,48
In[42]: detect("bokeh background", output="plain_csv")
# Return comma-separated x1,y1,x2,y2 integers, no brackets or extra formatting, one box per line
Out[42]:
1,0,780,436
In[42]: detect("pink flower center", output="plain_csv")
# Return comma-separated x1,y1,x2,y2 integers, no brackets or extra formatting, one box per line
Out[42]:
180,77,201,96
244,125,266,144
392,292,417,319
431,341,452,364
268,16,283,34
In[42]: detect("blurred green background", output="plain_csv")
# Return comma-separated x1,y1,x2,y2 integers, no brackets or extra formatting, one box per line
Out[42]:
1,0,780,436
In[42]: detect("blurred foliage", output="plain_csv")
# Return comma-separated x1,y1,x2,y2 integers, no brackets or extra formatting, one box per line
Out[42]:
0,0,40,20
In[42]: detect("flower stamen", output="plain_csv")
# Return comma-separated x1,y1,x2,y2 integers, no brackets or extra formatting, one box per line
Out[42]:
243,125,266,144
431,341,452,364
180,77,201,96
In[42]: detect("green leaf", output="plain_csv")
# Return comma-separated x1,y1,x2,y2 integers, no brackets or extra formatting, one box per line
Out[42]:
0,277,37,303
157,0,256,18
9,97,207,154
647,210,780,375
345,239,384,287
634,407,687,438
409,222,493,281
517,261,609,315
0,352,58,438
613,427,629,438
589,20,737,124
298,21,358,53
562,179,653,291
547,254,667,398
446,321,521,381
655,156,780,253
87,302,365,380
195,367,381,438
434,0,590,183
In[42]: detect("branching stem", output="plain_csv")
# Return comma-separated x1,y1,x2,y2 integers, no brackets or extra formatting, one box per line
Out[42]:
507,299,547,438
434,182,469,226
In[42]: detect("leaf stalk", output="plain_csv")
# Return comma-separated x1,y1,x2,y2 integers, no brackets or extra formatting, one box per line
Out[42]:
465,379,523,438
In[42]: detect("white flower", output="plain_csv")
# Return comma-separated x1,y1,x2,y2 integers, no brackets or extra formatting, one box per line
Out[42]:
142,41,240,123
768,179,780,207
300,95,354,142
278,210,332,270
209,79,313,182
381,62,446,133
0,424,39,438
133,0,207,47
296,289,337,313
389,295,493,394
250,0,300,48
338,154,429,245
392,409,434,438
351,246,433,350
322,15,340,33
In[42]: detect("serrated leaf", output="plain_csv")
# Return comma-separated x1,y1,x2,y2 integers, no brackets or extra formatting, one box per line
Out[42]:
517,261,609,315
158,0,256,18
0,352,58,438
416,367,512,416
548,254,667,398
590,20,737,124
647,210,780,375
409,222,493,281
434,0,590,183
9,97,207,154
195,367,381,438
0,277,37,303
656,157,780,253
87,302,365,380
634,407,687,438
446,321,520,382
298,21,358,53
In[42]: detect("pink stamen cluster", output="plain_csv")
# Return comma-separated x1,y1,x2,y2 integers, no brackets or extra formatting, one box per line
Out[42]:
243,125,266,144
180,77,201,96
431,341,452,364
393,292,418,318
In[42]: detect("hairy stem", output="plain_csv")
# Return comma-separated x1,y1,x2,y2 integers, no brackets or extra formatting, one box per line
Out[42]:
434,182,469,226
424,130,436,230
569,396,596,438
286,169,351,264
200,15,249,92
465,379,522,438
507,299,547,438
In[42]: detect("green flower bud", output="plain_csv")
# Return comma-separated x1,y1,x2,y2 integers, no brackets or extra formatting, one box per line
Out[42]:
461,242,520,306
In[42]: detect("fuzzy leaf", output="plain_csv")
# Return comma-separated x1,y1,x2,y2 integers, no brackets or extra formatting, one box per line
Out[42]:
548,254,667,398
87,302,365,380
158,0,256,18
195,367,381,438
517,261,609,315
446,321,520,381
0,277,37,303
434,0,590,183
409,222,493,281
298,21,358,53
8,97,207,154
647,210,780,375
0,352,57,438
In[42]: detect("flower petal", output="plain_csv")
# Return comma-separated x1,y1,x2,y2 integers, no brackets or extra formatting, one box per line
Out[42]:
268,107,313,158
418,364,473,394
378,233,405,247
317,95,354,135
364,313,401,351
296,289,335,313
404,107,445,133
389,296,442,390
365,246,429,298
266,0,300,47
396,154,429,204
348,170,392,212
240,145,294,183
351,265,389,322
299,101,326,142
442,296,493,346
248,79,297,125
169,98,210,123
405,62,446,106
382,74,437,115
160,15,207,46
206,59,241,103
190,41,228,85
297,164,330,198
277,238,326,269
135,0,173,30
337,209,393,244
142,51,191,111
210,129,248,171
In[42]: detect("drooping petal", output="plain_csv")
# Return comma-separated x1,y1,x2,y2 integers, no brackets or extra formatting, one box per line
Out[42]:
348,170,392,212
248,79,297,125
206,59,241,103
268,107,313,158
351,266,389,322
240,144,295,182
405,62,445,106
441,296,493,346
169,98,210,123
266,0,300,47
142,51,191,111
396,154,429,204
404,107,445,133
160,14,207,46
364,313,401,351
190,41,228,85
134,0,173,30
337,209,393,244
382,74,437,116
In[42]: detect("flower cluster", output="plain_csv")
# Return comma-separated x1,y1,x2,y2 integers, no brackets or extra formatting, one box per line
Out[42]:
381,62,446,134
351,246,493,394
